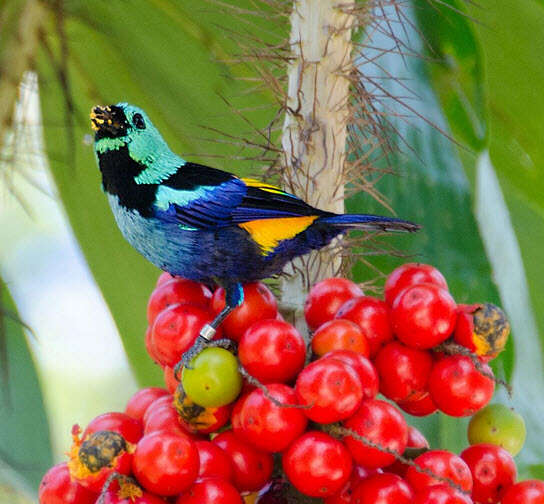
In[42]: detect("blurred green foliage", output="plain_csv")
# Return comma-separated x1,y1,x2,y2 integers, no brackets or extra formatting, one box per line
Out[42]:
463,0,544,355
414,0,544,475
0,279,52,496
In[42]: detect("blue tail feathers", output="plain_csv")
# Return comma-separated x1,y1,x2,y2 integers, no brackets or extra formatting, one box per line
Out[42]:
319,213,420,233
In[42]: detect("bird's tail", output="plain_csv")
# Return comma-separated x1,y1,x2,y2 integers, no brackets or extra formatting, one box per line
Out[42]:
319,213,420,233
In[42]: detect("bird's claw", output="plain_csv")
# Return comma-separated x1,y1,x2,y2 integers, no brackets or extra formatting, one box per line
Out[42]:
176,336,208,374
175,324,217,374
175,335,238,378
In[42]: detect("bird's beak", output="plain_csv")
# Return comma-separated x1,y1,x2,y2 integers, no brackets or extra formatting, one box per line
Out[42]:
90,105,124,135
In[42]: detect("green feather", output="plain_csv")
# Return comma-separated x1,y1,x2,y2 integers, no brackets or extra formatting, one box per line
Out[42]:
95,136,128,154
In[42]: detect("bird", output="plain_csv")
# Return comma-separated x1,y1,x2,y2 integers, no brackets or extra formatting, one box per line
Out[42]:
90,103,419,365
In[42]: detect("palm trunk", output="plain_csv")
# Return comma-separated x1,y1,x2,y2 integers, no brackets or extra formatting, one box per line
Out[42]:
281,0,355,333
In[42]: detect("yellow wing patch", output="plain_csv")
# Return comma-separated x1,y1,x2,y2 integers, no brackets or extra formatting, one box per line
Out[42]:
241,177,288,195
239,216,319,255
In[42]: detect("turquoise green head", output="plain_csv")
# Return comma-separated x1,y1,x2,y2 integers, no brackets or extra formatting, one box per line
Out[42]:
91,103,183,182
91,102,167,158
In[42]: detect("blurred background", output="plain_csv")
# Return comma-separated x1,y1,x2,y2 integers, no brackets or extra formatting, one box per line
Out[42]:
1,0,544,500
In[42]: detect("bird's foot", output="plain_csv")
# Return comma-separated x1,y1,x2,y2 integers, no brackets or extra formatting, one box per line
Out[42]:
175,336,209,376
174,325,237,377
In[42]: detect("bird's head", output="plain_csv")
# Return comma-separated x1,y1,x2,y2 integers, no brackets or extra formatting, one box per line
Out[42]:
90,103,176,174
91,103,150,140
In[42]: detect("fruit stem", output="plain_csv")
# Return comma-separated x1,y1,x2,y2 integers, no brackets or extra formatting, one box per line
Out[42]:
326,424,469,495
95,473,139,504
238,364,311,409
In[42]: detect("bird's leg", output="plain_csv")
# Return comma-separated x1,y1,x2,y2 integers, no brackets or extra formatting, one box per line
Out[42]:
176,283,243,374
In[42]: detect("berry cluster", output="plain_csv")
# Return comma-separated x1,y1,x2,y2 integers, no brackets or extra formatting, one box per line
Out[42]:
308,264,506,418
39,263,540,504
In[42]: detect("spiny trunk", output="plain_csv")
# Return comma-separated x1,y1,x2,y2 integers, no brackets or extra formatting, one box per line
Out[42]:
281,0,355,332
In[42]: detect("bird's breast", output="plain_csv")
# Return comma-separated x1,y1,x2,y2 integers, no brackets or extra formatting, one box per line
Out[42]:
106,193,264,282
107,193,197,272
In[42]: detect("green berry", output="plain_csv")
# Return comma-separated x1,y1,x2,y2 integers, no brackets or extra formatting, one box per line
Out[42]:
468,403,526,456
182,347,242,407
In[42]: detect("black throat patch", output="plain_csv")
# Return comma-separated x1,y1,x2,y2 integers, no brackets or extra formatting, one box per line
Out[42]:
97,144,158,216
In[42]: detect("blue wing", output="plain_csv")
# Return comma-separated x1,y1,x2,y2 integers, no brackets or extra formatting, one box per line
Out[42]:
152,162,324,230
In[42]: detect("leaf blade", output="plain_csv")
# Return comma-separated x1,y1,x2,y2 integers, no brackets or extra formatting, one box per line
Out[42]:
0,278,53,495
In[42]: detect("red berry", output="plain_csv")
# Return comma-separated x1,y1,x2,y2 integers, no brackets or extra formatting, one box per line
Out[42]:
283,431,353,497
145,326,161,363
384,263,448,306
296,357,363,423
39,463,97,504
429,355,495,417
125,387,169,422
324,349,379,399
229,394,247,432
132,431,199,496
460,443,516,504
335,296,393,357
312,319,370,357
156,271,175,286
144,402,193,437
213,431,273,492
238,319,306,384
173,385,232,434
501,480,544,504
196,440,234,481
413,484,473,504
83,412,143,444
405,450,473,493
375,341,433,402
194,405,231,434
407,425,430,448
343,399,408,468
235,384,307,452
324,466,381,504
212,282,277,341
324,486,354,504
398,392,438,416
391,284,457,349
142,395,173,425
351,473,414,504
305,278,364,331
175,478,243,504
454,304,482,353
163,365,180,393
147,278,212,324
150,303,220,367
101,489,166,504
355,466,383,479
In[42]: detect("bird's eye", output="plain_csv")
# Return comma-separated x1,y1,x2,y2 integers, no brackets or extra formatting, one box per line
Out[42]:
132,113,145,129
